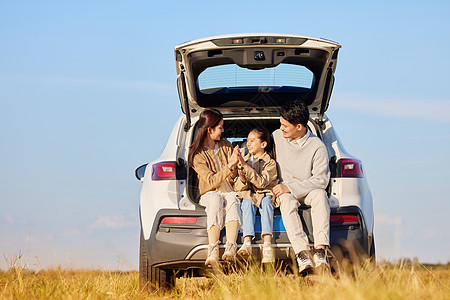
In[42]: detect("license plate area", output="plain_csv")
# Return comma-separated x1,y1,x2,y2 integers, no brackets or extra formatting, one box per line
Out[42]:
239,215,286,233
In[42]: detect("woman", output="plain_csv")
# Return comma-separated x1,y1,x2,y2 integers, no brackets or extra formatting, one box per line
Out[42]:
188,109,241,266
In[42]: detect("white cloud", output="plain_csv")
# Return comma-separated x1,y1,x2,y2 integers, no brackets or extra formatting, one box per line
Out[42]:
52,77,175,94
1,75,175,95
62,228,81,237
4,215,15,225
375,214,402,226
91,214,138,229
333,94,450,123
3,214,27,226
28,232,54,243
418,229,438,239
374,214,402,261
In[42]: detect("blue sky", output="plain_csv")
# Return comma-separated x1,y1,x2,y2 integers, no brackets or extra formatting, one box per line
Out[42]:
1,1,449,270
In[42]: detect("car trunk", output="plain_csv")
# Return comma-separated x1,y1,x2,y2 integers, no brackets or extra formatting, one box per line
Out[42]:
185,113,318,249
186,115,326,205
184,117,368,257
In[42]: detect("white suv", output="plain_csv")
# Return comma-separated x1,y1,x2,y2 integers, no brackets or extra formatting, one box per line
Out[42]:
135,33,375,289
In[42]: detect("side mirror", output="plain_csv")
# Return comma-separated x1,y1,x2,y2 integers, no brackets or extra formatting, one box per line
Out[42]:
135,164,148,182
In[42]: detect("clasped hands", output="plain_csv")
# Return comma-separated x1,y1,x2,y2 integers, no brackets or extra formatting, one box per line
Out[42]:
227,146,247,182
228,146,290,197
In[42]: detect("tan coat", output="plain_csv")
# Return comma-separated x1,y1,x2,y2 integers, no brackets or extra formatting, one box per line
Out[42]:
234,152,279,207
192,139,238,196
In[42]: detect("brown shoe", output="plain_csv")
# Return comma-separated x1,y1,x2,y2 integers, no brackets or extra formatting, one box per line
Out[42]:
222,241,237,263
237,243,252,260
205,241,220,267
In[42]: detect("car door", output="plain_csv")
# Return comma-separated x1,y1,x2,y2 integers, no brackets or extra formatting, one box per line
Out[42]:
175,33,341,129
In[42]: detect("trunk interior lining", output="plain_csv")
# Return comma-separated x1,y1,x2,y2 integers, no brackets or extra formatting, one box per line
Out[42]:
187,118,321,205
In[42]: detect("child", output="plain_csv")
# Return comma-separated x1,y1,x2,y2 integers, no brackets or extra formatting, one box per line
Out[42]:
188,109,241,267
235,127,278,263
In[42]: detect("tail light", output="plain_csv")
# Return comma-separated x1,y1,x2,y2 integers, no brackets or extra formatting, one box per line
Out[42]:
330,214,359,223
160,216,198,225
151,161,187,181
340,159,363,178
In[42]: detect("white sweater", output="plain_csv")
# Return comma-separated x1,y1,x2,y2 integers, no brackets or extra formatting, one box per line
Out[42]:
273,129,330,199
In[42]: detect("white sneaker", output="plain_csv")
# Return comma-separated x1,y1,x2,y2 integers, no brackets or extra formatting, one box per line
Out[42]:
313,248,330,269
237,243,252,260
297,250,313,276
261,245,275,263
222,241,237,263
205,241,219,267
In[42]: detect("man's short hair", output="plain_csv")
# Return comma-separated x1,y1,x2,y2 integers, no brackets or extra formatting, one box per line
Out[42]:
280,101,309,126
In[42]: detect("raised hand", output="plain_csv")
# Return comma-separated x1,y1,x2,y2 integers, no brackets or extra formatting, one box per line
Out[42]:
227,146,240,169
238,168,246,182
237,147,245,165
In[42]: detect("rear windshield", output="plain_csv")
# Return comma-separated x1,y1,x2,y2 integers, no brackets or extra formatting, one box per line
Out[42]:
198,63,314,94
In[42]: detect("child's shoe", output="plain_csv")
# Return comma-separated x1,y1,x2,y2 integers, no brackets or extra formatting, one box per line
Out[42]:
261,243,275,263
237,243,252,260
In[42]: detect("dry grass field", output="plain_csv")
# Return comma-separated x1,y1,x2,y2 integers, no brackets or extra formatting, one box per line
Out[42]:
1,260,449,299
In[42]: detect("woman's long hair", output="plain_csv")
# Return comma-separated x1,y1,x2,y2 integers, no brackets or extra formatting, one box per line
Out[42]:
188,109,224,167
250,127,275,159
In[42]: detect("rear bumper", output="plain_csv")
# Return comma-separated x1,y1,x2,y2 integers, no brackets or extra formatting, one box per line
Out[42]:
142,205,371,270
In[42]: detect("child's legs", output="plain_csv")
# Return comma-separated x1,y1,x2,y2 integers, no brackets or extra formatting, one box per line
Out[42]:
259,195,274,240
240,199,256,239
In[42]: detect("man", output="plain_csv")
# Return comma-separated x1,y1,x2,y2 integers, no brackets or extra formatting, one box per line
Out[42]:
272,101,331,275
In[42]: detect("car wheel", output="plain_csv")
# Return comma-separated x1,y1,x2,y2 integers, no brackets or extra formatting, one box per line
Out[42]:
139,230,175,290
327,248,341,275
369,235,376,263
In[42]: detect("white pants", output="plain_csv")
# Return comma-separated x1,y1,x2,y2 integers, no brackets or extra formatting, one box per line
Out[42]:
279,189,330,254
199,191,241,230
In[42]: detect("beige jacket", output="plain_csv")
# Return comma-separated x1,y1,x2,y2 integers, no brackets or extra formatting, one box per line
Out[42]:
192,139,238,196
234,152,279,206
